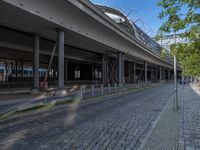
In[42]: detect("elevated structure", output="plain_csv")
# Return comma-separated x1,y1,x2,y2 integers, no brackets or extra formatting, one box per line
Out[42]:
0,0,180,92
156,33,188,50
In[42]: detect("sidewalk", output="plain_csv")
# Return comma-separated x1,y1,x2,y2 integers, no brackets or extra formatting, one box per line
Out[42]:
139,84,200,150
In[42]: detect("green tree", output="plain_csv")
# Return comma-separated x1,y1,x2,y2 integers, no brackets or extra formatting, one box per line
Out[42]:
158,0,200,76
160,49,168,59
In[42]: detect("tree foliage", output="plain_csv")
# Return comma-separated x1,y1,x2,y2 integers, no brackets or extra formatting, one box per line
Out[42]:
160,49,168,59
158,0,200,76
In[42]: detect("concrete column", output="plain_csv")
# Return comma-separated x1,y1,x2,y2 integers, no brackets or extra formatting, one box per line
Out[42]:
21,61,24,79
5,62,8,81
122,53,125,83
15,61,17,79
151,66,153,81
160,67,162,81
133,62,136,84
57,28,65,89
118,52,124,86
163,68,166,81
155,66,158,81
33,33,40,90
168,69,170,81
145,62,148,83
102,53,109,84
102,54,106,83
64,59,68,82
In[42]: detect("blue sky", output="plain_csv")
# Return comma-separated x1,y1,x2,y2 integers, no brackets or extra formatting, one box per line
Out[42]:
90,0,165,35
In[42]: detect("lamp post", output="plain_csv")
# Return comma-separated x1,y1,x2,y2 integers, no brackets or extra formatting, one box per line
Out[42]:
173,31,178,110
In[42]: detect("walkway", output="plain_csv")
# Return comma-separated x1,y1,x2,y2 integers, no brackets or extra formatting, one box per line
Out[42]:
140,84,200,150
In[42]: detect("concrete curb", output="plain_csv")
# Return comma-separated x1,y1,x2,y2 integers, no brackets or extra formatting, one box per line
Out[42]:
51,98,71,105
16,102,44,112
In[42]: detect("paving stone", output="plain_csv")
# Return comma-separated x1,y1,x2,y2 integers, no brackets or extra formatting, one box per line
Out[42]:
0,84,174,150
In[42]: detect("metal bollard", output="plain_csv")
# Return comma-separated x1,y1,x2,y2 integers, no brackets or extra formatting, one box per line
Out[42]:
114,83,117,93
101,84,104,95
108,83,111,94
91,85,95,97
80,85,83,100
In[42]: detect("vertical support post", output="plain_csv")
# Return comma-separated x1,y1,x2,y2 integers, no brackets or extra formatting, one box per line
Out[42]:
108,83,111,94
65,59,68,83
168,69,170,81
15,61,18,80
151,66,153,81
102,54,108,84
101,84,104,95
57,28,65,90
163,68,166,81
91,85,94,97
133,62,136,84
145,62,148,83
160,66,162,81
102,54,105,83
122,53,125,84
21,61,24,80
118,52,124,86
80,85,83,100
114,83,117,93
5,62,8,81
33,33,40,91
155,66,158,81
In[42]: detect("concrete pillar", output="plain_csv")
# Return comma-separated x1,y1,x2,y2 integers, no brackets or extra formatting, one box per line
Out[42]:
57,28,65,89
168,69,170,81
160,67,162,81
102,54,106,83
122,53,125,83
91,85,94,97
33,33,40,90
64,59,68,82
118,52,124,86
155,66,158,81
5,62,8,81
102,53,109,84
133,62,136,84
101,84,104,95
151,66,153,81
15,61,18,79
21,61,24,79
145,62,148,83
163,68,166,81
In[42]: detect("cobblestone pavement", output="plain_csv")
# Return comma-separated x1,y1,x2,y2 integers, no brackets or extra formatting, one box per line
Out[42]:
139,87,181,150
0,84,174,150
179,85,200,150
